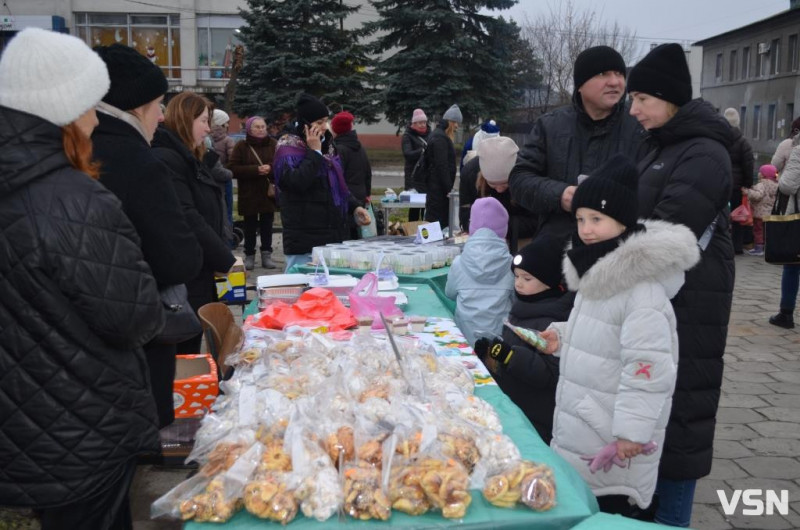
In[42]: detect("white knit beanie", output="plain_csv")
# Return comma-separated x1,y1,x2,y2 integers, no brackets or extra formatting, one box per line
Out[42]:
477,136,519,184
212,109,230,127
0,28,110,126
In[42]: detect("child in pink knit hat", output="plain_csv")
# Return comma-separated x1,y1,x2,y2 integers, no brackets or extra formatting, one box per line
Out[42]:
445,197,514,345
744,164,779,256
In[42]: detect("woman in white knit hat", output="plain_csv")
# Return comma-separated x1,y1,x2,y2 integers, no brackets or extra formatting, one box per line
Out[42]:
423,103,462,229
459,136,537,251
0,28,164,529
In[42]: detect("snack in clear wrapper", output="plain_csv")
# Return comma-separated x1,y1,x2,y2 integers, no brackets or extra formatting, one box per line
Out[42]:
456,395,502,432
437,432,480,473
243,473,299,524
343,466,392,520
482,460,556,511
418,458,472,519
178,476,242,522
324,425,355,467
295,466,342,521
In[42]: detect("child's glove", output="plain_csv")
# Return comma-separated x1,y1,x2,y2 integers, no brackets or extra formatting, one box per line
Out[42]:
580,440,658,473
488,338,515,366
473,337,491,362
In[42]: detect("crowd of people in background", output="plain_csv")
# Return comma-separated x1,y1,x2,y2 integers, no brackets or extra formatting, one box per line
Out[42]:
0,25,797,530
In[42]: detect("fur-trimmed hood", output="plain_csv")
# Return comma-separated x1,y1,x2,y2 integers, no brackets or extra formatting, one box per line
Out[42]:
563,219,700,300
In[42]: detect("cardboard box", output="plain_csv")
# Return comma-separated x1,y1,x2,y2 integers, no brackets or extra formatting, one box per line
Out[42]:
215,256,246,302
173,354,219,418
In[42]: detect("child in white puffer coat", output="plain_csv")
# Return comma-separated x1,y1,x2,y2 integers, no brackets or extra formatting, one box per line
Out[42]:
539,155,700,515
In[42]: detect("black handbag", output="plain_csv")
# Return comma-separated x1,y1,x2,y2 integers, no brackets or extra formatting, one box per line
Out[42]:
154,284,203,344
764,192,800,265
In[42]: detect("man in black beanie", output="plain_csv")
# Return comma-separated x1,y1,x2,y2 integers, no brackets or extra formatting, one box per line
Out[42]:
509,45,645,242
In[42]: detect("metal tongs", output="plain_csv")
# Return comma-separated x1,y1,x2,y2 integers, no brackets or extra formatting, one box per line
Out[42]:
379,311,409,384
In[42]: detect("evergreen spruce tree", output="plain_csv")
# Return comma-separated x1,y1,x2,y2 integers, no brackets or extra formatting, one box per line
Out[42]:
366,0,535,129
234,0,379,121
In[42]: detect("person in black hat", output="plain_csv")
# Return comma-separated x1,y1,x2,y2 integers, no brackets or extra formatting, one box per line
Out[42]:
509,45,645,241
473,232,575,444
92,43,203,430
273,93,371,271
536,153,700,517
628,43,735,527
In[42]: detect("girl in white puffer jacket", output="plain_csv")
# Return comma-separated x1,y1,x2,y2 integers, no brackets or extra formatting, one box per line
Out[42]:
540,155,700,514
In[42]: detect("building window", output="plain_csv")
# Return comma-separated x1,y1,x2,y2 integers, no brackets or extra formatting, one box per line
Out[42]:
196,15,244,80
75,13,181,79
740,106,747,134
789,34,798,72
786,103,795,137
729,50,737,81
768,104,777,140
715,53,723,81
742,46,751,78
753,105,761,139
770,38,780,74
756,44,766,77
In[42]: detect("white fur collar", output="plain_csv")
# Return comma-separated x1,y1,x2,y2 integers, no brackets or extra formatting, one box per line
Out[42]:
563,219,700,299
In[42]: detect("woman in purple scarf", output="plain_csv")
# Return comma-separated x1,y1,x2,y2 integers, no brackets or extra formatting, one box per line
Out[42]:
273,93,371,271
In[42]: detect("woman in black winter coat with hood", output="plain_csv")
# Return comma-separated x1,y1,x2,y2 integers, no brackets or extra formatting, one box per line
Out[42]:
0,29,163,529
424,104,462,229
92,44,203,429
152,92,236,354
628,43,735,527
273,94,371,271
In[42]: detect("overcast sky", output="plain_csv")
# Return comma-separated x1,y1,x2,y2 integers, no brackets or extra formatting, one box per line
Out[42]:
498,0,789,61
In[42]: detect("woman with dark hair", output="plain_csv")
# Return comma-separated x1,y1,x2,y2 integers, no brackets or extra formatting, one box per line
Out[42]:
152,92,235,354
424,104,462,229
0,29,163,528
92,44,202,430
273,93,370,272
628,43,734,527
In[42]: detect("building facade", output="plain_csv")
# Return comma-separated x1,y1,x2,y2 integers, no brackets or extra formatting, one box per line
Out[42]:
1,0,401,142
695,3,800,162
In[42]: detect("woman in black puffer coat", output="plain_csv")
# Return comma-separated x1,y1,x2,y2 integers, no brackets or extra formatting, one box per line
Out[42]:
628,43,734,528
0,29,163,529
92,44,203,429
153,92,235,354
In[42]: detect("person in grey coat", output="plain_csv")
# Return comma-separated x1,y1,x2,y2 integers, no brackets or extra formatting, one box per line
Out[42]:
445,197,515,345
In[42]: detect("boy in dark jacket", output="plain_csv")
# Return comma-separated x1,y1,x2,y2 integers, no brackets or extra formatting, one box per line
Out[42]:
474,234,575,443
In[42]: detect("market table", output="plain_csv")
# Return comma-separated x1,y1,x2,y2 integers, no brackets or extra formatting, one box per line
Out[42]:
191,289,601,529
290,264,455,314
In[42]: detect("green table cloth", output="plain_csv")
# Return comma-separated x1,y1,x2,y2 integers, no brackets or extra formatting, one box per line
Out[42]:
291,264,455,314
245,283,452,321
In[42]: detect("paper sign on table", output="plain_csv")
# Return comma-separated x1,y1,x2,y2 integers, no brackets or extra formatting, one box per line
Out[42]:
416,221,444,244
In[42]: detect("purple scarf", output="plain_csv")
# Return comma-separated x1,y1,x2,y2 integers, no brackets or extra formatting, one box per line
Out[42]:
273,134,350,216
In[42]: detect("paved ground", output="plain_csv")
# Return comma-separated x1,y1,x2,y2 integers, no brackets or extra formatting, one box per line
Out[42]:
2,238,799,530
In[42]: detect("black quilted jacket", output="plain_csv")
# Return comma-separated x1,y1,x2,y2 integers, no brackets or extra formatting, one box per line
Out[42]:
509,96,645,239
0,106,163,508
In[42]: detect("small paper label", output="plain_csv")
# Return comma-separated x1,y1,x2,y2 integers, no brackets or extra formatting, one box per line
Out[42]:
417,221,443,244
